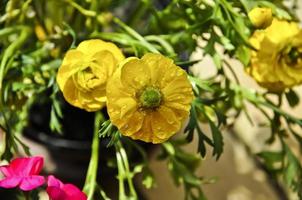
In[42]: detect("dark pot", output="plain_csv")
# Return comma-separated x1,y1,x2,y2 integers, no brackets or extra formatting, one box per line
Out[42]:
23,101,115,187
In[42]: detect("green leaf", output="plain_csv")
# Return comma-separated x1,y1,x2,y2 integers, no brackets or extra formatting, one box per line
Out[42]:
257,151,283,164
171,160,201,187
284,146,301,189
285,89,300,108
236,45,250,66
142,169,156,189
208,119,223,159
49,105,62,133
63,22,77,49
204,33,222,69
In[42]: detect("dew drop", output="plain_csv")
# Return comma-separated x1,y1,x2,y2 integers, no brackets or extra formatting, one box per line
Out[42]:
176,70,183,76
123,124,129,129
134,77,140,83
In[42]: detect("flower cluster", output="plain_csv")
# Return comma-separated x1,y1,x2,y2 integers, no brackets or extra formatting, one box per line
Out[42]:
57,40,194,143
247,8,302,92
0,156,87,200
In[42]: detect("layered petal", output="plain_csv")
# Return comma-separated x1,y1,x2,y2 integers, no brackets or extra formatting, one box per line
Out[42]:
77,39,125,62
57,39,125,112
0,177,22,188
63,184,87,200
120,57,151,90
107,53,193,143
46,176,87,200
19,176,45,191
247,19,302,91
0,156,45,191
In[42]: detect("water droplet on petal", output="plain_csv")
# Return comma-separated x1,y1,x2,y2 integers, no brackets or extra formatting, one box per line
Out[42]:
134,77,140,83
123,124,129,129
177,70,183,76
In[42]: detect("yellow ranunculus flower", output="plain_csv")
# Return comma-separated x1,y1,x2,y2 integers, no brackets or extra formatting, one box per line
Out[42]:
248,7,273,29
57,39,125,111
247,19,302,92
106,53,194,143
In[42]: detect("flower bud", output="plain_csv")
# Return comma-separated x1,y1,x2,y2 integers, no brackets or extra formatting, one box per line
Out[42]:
248,7,273,29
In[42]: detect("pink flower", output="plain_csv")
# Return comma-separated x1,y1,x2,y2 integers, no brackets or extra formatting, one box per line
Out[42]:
46,175,87,200
0,156,45,191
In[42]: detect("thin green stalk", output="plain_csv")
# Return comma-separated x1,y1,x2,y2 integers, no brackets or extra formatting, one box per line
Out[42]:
83,112,104,200
0,26,31,92
145,35,176,56
64,0,96,17
18,0,33,22
0,26,30,160
119,144,137,198
115,141,138,200
113,17,160,53
0,26,25,38
116,147,127,200
127,0,150,27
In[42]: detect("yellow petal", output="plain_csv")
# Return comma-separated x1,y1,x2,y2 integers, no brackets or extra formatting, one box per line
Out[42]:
248,7,273,29
120,57,151,90
119,111,144,136
151,106,181,141
57,50,84,91
62,78,81,108
77,39,125,62
141,53,174,86
91,50,117,79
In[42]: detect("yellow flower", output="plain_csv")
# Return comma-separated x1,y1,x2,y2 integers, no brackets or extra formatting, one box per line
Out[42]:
57,39,125,111
106,53,194,143
247,19,302,92
248,7,273,29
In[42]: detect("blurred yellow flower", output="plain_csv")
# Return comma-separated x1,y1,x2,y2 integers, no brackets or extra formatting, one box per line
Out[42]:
247,19,302,92
57,39,125,111
106,53,194,143
248,7,273,29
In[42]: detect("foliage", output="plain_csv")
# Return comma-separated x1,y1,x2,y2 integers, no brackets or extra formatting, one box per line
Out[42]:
1,0,302,200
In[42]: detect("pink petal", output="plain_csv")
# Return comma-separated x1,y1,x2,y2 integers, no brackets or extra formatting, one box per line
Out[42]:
0,166,13,177
26,156,44,175
0,177,22,188
47,186,68,200
47,175,64,188
8,156,44,176
19,175,45,191
63,184,87,200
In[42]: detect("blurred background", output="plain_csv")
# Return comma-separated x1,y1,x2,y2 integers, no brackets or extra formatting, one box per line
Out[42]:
1,0,302,199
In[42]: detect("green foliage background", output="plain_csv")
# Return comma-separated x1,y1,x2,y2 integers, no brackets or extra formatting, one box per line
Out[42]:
1,0,302,199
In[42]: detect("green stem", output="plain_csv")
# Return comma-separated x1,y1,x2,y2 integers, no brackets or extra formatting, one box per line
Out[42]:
145,35,175,56
115,141,138,200
23,191,30,200
127,0,150,27
113,17,160,53
115,145,127,200
119,144,137,198
83,112,104,200
64,0,96,17
0,26,31,160
0,26,31,93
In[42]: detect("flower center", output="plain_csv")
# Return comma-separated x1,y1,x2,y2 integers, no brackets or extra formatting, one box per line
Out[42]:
139,87,162,109
285,47,302,65
288,47,300,63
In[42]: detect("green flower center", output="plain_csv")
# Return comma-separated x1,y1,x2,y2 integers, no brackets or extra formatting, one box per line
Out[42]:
139,87,162,109
285,47,302,65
